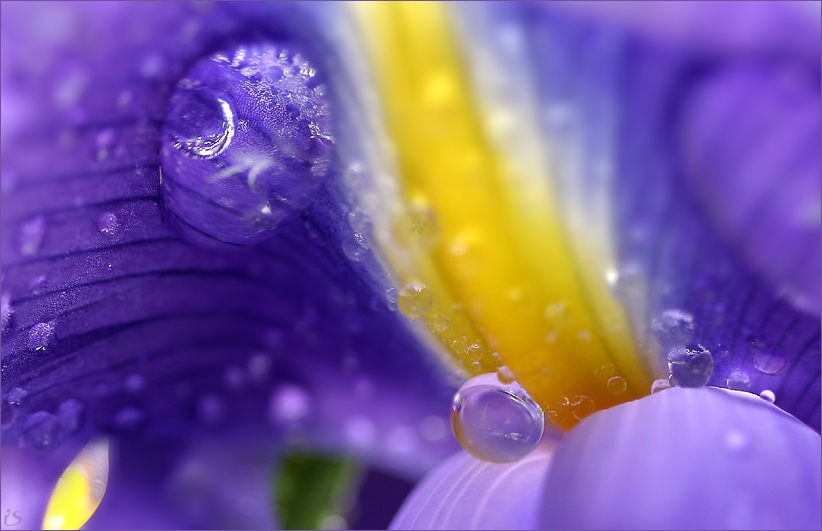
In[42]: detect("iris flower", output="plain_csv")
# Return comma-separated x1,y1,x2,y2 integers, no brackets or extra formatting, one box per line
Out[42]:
1,2,819,530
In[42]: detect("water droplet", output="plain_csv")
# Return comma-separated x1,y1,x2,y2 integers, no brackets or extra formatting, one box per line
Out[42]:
726,370,750,391
753,349,787,376
386,425,418,456
650,378,671,393
342,233,369,262
544,302,567,320
96,128,116,149
28,321,57,352
113,407,144,431
23,411,66,450
247,354,272,382
667,344,713,388
429,314,449,332
466,343,485,362
160,44,332,249
345,415,377,449
269,384,312,425
452,338,469,355
451,373,545,463
56,399,85,433
394,203,439,250
19,216,46,256
759,390,776,403
652,309,695,347
97,212,119,235
223,366,246,389
8,387,28,406
197,394,226,425
571,395,595,420
497,365,515,384
419,416,447,442
577,330,592,342
348,209,370,233
606,376,627,395
398,283,432,318
124,373,145,393
1,292,12,333
385,287,399,304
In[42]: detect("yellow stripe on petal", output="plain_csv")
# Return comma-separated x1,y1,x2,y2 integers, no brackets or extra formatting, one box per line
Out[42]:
42,438,109,530
351,2,654,429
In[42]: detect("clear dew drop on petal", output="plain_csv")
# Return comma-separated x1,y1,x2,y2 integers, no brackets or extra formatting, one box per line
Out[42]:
451,372,545,463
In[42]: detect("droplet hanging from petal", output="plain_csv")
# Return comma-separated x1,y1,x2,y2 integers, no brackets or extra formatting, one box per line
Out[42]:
451,373,545,463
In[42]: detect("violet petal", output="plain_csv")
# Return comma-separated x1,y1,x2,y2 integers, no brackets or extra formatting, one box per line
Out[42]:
540,387,821,530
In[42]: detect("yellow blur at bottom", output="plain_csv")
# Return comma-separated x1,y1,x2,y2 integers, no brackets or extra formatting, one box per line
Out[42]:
352,2,653,429
42,438,110,530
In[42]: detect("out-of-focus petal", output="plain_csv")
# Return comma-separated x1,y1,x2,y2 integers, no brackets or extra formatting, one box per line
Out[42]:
679,62,821,317
389,438,558,530
540,387,821,530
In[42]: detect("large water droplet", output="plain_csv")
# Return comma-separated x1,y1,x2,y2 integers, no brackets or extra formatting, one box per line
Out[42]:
160,44,333,249
726,370,751,391
28,321,57,352
19,216,46,256
398,283,432,318
652,309,695,347
451,373,545,463
667,344,713,388
23,411,66,451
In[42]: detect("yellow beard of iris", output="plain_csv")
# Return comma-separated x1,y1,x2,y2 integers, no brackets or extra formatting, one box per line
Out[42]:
351,1,655,429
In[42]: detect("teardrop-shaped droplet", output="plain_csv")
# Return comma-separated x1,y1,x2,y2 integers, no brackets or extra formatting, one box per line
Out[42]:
667,344,713,388
451,373,545,463
160,44,333,249
726,370,751,391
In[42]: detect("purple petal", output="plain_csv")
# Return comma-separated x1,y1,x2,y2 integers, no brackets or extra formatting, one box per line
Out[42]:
390,438,558,530
0,1,456,476
540,387,821,530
